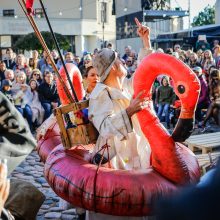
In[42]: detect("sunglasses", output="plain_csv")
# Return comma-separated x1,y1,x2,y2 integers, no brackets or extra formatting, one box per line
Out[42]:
33,73,40,76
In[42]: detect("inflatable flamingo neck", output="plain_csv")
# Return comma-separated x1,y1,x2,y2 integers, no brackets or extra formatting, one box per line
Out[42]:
134,53,200,143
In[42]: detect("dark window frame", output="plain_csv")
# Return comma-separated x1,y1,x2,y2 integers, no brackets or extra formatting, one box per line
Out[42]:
3,9,15,17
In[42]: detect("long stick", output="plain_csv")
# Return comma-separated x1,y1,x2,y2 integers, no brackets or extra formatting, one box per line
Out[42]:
18,0,74,103
38,0,79,102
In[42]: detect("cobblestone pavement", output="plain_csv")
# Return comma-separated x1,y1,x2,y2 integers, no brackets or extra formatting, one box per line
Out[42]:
10,150,79,220
9,123,220,220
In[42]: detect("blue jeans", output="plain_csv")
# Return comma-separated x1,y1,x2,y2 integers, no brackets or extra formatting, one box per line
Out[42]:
15,105,33,131
41,102,52,120
157,103,170,127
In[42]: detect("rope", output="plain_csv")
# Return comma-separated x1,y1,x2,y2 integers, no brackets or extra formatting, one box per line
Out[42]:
92,142,111,212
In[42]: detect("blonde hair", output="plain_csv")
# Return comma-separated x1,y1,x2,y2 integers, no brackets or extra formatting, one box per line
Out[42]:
16,71,26,84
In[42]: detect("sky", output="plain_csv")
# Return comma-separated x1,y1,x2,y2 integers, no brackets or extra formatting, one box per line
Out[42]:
171,0,216,27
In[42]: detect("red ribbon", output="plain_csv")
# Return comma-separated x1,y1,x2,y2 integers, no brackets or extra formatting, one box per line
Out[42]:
26,0,34,15
74,111,84,119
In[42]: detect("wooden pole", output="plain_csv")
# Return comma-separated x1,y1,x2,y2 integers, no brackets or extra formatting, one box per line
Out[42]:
39,0,79,102
18,0,74,103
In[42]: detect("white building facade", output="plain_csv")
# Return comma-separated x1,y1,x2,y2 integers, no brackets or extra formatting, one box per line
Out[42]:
0,0,116,56
115,0,185,54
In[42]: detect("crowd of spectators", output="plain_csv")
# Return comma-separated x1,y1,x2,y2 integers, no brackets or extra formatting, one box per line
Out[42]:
0,40,220,133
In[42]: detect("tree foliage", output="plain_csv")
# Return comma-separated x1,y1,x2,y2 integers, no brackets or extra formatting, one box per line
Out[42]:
192,5,215,27
13,31,70,51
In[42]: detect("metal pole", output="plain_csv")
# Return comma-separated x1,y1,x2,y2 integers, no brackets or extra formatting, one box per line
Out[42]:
188,0,191,37
38,0,79,102
101,1,105,48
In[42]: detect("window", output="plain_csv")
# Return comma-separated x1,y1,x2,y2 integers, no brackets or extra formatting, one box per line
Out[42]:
34,8,45,18
3,9,15,17
100,2,107,23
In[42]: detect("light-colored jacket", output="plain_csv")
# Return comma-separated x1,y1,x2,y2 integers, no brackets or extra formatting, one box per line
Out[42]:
29,90,45,125
89,48,153,170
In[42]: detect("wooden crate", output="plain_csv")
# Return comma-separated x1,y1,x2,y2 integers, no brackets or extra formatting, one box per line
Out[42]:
53,100,98,149
196,152,220,175
185,132,220,154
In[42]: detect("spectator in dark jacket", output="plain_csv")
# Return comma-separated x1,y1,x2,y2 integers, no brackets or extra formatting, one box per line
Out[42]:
0,61,6,86
38,71,59,120
193,66,210,124
156,76,176,129
0,79,14,104
3,48,16,70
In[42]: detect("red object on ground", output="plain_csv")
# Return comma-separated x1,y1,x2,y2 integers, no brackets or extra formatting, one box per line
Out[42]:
39,53,201,216
57,63,85,104
26,0,34,14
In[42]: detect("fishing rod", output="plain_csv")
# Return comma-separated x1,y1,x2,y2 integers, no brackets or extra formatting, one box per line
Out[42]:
18,0,74,103
38,0,79,102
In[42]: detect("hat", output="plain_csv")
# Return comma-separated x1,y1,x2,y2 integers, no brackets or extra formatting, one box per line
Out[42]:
92,48,117,82
192,66,202,76
2,79,12,87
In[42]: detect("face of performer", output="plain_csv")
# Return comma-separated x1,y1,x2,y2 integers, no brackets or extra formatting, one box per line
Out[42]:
30,80,37,90
87,67,99,88
114,58,127,79
45,72,54,85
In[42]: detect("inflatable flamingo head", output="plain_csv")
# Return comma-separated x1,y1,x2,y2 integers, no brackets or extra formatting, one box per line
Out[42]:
57,63,85,105
134,53,200,142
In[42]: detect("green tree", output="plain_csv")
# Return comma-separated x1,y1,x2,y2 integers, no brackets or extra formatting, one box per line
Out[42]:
192,5,215,27
13,31,70,51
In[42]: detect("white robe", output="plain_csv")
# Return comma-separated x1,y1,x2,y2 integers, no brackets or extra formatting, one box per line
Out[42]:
89,80,151,170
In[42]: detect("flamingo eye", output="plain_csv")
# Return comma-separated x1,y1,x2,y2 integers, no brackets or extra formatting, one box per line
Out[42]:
177,85,185,94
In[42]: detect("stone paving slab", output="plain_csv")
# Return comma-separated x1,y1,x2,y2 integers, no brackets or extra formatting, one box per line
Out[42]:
10,150,79,220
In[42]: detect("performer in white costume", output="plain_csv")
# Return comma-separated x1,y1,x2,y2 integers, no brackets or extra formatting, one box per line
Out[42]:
88,18,153,220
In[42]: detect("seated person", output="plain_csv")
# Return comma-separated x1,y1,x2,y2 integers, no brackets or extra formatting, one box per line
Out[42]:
38,71,60,120
1,79,14,104
193,67,210,125
203,69,220,127
11,71,33,132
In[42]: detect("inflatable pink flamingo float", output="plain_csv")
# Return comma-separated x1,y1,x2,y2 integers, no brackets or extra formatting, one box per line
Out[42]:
37,54,201,216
